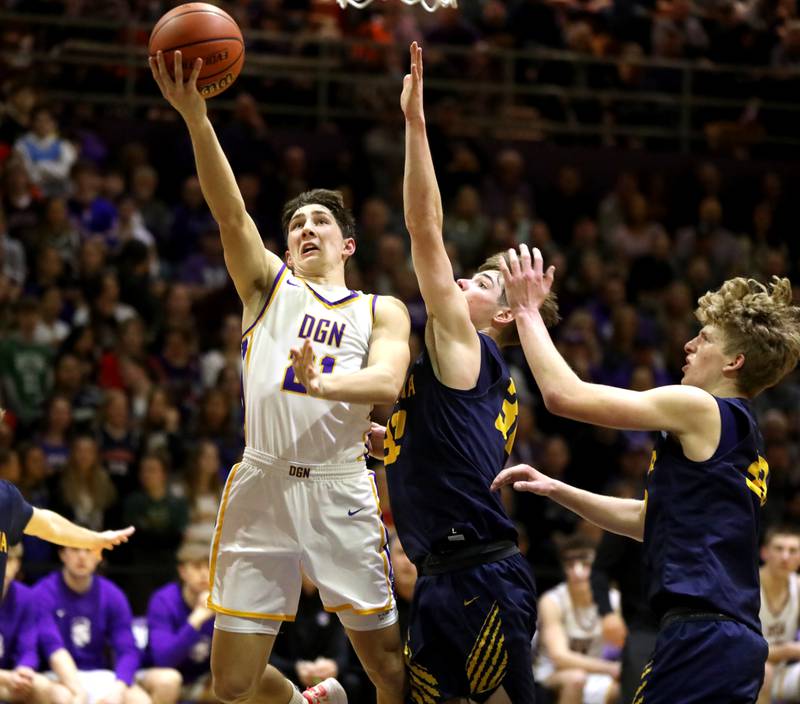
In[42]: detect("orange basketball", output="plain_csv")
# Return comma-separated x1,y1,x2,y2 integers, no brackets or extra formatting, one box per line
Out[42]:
148,2,244,99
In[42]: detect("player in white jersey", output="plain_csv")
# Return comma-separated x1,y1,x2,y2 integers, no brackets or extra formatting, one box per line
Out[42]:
151,53,410,704
534,536,621,704
758,526,800,704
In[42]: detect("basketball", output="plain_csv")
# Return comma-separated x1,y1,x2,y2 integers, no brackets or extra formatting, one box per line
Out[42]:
148,2,244,99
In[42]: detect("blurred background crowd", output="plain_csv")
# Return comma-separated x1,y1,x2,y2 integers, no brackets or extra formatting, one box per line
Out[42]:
0,0,799,701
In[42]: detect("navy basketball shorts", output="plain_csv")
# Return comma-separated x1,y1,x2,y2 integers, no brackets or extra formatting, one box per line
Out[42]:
634,617,768,703
404,553,537,703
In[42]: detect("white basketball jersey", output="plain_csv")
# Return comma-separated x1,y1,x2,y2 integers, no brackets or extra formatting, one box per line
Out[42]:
760,573,800,645
534,582,621,681
241,264,376,465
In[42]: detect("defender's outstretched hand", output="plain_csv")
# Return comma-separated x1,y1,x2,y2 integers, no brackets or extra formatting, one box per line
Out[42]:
491,464,557,495
149,50,207,124
96,526,135,550
290,339,324,397
499,245,555,314
401,41,424,123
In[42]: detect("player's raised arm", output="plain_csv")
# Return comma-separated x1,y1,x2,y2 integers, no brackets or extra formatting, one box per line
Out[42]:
290,296,410,404
401,43,480,385
149,51,280,312
500,245,720,453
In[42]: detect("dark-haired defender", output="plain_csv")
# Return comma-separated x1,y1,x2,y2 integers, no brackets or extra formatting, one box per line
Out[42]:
151,52,410,704
494,247,800,703
371,43,558,704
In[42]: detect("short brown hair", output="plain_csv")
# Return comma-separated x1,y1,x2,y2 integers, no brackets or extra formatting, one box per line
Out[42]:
557,534,597,562
281,189,356,241
696,277,800,396
763,524,800,547
477,251,561,346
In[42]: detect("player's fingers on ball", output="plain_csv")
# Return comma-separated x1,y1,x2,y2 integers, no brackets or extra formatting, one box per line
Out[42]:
532,247,543,275
190,57,202,86
174,50,183,84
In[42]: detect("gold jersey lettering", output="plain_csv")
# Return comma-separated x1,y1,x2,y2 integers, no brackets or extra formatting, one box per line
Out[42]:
0,532,6,553
399,374,416,400
746,455,769,506
494,379,519,455
384,410,407,466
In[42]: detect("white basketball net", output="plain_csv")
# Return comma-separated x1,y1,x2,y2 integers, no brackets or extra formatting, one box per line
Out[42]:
337,0,456,11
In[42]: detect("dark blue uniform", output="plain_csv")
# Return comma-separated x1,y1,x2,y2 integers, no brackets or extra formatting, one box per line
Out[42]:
0,480,33,601
385,333,537,704
636,397,769,703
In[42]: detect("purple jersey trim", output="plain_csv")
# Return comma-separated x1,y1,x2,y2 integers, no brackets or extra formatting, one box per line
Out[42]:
303,282,360,308
242,263,287,338
371,294,378,323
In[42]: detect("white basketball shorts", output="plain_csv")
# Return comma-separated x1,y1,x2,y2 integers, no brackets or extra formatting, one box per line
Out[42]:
208,447,397,634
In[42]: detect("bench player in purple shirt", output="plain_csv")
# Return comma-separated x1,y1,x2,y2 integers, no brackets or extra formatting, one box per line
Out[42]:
146,542,214,702
35,547,181,704
1,544,73,704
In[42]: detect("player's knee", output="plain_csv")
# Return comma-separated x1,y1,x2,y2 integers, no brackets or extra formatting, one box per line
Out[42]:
559,669,588,693
363,645,406,692
212,671,257,704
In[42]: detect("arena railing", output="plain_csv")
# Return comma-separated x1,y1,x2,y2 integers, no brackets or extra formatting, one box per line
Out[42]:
3,9,800,154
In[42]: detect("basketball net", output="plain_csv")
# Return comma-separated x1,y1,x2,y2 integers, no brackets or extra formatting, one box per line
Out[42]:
337,0,456,11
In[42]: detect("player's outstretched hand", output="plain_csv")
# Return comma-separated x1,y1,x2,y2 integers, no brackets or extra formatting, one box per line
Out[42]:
96,526,135,551
367,422,386,459
491,463,557,495
401,41,424,123
499,245,555,314
149,50,207,124
290,339,324,397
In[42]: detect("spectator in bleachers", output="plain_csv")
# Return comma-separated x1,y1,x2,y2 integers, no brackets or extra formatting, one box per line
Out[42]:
1,159,42,247
13,106,76,199
33,197,81,278
757,526,800,704
166,176,214,265
67,161,117,240
534,535,622,704
0,82,36,149
0,208,27,296
33,286,69,348
98,388,139,498
51,350,102,430
130,165,171,242
36,395,72,475
0,297,53,431
57,434,116,531
35,546,182,704
200,314,241,390
183,440,222,545
0,544,71,704
146,541,215,702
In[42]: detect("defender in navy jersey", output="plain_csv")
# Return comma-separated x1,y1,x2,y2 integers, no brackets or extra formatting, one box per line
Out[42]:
372,44,558,703
494,249,800,703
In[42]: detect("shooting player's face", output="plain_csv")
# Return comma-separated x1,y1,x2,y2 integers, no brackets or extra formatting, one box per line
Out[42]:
457,271,511,332
286,204,355,275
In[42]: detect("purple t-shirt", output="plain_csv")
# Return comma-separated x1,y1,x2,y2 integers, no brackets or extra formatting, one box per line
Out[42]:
146,581,213,683
34,572,140,685
0,481,33,598
0,581,38,669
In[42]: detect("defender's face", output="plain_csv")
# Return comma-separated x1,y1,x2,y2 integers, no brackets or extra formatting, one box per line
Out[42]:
457,271,508,331
286,204,354,275
61,547,101,579
681,325,732,390
763,535,800,575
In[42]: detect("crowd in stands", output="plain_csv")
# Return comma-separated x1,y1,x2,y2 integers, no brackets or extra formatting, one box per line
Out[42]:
0,1,799,702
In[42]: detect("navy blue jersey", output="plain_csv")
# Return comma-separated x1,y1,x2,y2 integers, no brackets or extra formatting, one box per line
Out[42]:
643,397,766,633
0,481,32,602
385,333,518,564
